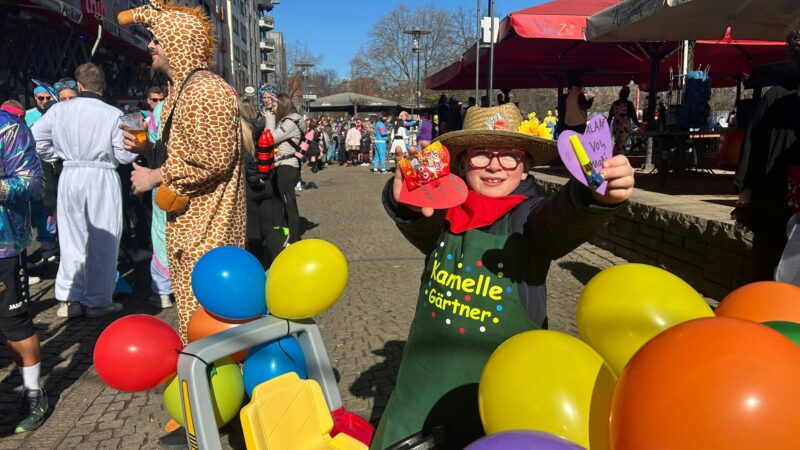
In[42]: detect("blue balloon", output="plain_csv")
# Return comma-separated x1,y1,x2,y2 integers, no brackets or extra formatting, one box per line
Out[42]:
243,335,307,397
191,246,267,320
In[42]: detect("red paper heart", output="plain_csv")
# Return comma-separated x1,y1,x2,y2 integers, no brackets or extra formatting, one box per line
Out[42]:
399,174,468,209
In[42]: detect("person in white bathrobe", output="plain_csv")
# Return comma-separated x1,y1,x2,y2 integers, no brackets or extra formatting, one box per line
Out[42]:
31,63,137,318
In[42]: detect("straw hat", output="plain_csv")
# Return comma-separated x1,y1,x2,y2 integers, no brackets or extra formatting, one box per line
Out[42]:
435,103,557,166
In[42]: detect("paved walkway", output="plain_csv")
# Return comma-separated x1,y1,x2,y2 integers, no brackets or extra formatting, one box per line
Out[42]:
0,165,628,449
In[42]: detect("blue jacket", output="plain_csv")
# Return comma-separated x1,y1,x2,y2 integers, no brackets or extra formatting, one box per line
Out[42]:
0,111,44,258
374,120,389,143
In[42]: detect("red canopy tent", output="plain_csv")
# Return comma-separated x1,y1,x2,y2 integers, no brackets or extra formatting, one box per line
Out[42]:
425,0,786,91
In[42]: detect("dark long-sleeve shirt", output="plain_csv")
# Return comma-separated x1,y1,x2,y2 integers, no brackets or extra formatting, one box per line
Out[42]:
382,177,620,325
734,86,800,226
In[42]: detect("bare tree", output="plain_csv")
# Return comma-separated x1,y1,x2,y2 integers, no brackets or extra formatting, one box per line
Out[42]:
350,4,470,102
447,5,484,55
285,40,323,104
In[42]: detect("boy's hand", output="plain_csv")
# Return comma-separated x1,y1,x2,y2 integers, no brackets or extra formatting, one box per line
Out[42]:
591,155,634,205
393,165,434,217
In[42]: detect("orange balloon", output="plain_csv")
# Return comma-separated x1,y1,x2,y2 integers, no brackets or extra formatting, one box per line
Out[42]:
715,281,800,323
187,307,255,361
610,317,800,450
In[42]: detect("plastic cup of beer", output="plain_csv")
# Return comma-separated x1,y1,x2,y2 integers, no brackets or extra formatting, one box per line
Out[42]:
120,112,147,144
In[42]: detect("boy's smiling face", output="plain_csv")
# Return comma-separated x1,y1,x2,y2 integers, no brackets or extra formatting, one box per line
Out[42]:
459,150,529,197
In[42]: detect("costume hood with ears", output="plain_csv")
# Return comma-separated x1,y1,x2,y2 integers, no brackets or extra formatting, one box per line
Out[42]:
118,0,215,84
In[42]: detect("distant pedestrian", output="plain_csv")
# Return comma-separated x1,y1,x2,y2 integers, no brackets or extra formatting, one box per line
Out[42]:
608,86,639,155
561,74,594,134
345,122,361,165
373,113,389,173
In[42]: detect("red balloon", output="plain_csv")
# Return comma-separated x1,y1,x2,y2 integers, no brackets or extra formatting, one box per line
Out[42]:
93,315,182,392
716,281,800,323
611,317,800,450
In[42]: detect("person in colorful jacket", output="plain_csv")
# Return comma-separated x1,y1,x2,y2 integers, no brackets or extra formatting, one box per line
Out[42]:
0,100,48,433
373,113,390,173
373,103,634,449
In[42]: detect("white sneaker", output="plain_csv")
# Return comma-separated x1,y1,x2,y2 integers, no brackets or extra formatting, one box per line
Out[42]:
28,276,41,286
56,302,83,318
295,181,303,191
360,163,369,166
85,302,123,318
131,249,152,263
149,294,172,309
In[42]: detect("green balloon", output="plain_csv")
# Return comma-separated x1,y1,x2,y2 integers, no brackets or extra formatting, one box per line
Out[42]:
163,357,244,428
764,321,800,346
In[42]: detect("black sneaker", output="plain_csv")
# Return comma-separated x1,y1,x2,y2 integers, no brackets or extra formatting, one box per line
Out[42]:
15,388,48,433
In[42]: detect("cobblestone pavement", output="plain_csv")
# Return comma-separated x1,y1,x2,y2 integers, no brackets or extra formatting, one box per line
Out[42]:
0,165,630,449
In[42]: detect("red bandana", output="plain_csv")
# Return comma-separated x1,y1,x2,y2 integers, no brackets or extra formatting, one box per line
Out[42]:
445,190,527,234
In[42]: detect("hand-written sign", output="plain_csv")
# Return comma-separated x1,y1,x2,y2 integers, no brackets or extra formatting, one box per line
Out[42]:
399,175,468,210
557,114,612,195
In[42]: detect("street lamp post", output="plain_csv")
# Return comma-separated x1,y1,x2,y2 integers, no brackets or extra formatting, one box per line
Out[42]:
296,61,314,116
403,28,430,117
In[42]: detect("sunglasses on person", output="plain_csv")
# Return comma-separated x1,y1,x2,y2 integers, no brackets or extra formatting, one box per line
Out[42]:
35,95,52,102
466,149,526,170
148,96,164,103
54,79,77,92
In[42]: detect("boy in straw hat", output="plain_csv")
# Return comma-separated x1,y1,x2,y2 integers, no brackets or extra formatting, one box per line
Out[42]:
374,102,634,448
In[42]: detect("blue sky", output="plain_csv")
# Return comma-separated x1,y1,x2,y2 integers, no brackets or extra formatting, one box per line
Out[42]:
271,0,548,78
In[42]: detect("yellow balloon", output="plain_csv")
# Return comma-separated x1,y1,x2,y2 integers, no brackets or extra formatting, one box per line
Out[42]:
266,239,348,319
479,330,616,450
577,263,713,376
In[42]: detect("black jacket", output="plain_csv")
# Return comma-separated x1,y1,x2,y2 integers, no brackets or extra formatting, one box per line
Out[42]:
382,176,621,326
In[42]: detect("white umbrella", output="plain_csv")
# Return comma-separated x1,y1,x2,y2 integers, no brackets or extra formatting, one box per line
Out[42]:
587,0,800,42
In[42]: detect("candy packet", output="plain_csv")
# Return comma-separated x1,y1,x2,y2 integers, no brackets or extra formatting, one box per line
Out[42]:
398,141,451,191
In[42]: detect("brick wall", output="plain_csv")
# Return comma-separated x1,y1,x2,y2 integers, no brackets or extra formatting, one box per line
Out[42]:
536,179,753,300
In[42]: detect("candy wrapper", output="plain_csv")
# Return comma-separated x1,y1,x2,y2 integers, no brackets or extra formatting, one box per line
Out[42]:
398,141,451,191
398,142,468,210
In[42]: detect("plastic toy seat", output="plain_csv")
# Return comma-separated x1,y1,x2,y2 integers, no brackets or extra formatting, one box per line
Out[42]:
240,372,367,450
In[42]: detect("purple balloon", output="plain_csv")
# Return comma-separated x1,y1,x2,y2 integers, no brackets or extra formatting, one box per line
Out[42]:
465,430,586,450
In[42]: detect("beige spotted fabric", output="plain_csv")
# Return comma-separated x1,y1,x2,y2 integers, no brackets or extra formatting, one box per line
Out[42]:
129,0,245,342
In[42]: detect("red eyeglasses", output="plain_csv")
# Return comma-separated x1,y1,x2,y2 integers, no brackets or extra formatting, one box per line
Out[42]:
466,149,526,170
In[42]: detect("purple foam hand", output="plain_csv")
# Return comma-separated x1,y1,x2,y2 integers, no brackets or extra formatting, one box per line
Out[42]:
557,114,612,195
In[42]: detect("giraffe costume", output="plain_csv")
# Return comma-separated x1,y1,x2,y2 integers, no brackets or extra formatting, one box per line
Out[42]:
118,1,246,342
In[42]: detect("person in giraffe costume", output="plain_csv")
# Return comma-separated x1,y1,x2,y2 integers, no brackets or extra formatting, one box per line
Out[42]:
118,0,245,342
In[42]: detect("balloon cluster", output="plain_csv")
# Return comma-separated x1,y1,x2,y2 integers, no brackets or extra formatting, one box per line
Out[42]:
93,240,350,431
474,264,800,450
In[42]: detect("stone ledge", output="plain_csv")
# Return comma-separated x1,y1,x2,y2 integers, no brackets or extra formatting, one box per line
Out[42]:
534,171,753,299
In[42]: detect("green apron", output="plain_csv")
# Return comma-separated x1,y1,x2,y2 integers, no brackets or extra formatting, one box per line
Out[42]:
372,215,538,449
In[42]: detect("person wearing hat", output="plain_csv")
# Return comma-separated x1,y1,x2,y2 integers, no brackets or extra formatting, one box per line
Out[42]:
25,87,52,128
374,102,634,449
24,85,58,270
608,86,639,155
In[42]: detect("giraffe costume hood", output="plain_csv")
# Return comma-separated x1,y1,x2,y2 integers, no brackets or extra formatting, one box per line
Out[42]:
119,1,246,342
